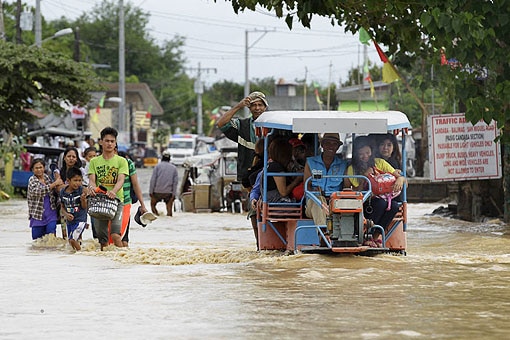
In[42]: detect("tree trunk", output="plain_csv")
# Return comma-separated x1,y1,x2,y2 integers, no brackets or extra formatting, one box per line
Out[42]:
503,122,510,223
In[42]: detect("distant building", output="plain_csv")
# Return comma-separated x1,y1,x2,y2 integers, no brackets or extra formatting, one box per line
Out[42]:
262,78,391,112
275,78,298,97
336,80,390,111
89,83,164,145
266,78,324,111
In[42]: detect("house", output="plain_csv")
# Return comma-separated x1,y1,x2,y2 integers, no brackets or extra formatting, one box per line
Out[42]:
266,78,325,111
88,83,164,145
336,80,390,111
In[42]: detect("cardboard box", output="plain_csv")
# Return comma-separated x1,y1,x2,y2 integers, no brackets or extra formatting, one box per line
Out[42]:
193,184,211,210
180,192,194,212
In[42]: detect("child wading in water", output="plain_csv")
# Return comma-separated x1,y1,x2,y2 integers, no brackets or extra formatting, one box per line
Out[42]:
60,167,89,250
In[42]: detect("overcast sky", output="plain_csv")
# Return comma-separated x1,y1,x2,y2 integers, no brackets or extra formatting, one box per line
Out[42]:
33,0,381,87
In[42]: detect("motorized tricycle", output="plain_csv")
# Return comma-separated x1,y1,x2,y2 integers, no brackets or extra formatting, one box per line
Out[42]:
253,110,412,255
11,145,65,197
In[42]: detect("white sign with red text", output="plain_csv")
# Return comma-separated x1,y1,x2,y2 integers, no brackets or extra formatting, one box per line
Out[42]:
71,105,87,119
428,113,501,182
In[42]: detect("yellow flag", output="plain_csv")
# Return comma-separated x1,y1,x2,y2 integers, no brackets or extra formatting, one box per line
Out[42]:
382,63,399,83
91,112,99,123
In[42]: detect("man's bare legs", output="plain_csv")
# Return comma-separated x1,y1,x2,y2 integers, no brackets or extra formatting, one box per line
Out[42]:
166,196,175,216
150,196,159,215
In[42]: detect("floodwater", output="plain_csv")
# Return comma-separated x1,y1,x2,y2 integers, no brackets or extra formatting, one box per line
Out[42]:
1,169,510,339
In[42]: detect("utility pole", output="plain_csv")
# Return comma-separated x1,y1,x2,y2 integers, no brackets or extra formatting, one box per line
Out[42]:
245,28,274,116
357,45,360,110
303,67,307,110
327,61,332,110
35,0,41,47
189,63,217,136
118,0,126,135
73,26,80,62
0,0,5,41
15,0,22,44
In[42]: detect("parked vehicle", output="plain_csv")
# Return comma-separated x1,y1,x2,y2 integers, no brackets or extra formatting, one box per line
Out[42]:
143,148,159,168
179,145,246,213
253,110,412,255
11,145,65,197
166,134,197,166
128,142,147,168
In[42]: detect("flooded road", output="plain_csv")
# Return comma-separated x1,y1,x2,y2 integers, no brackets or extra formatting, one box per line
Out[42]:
1,168,509,339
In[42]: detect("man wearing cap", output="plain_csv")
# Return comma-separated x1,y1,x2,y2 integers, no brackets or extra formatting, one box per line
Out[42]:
216,91,268,184
303,133,348,225
149,150,179,216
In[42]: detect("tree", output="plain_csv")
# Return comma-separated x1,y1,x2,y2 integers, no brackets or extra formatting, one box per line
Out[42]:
224,0,510,221
342,60,381,87
74,1,158,79
251,77,277,96
71,1,193,129
204,80,244,109
225,0,508,133
0,40,98,133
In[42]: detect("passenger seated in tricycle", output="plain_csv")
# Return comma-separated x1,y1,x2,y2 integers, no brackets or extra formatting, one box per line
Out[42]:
344,136,405,246
264,137,302,204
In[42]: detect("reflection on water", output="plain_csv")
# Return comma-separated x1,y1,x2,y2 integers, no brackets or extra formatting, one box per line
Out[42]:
3,200,510,339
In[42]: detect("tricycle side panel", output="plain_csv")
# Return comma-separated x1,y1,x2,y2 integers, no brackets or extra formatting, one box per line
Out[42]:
385,221,407,251
258,220,298,251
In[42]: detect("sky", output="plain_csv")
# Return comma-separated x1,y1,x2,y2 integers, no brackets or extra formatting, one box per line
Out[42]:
31,0,382,87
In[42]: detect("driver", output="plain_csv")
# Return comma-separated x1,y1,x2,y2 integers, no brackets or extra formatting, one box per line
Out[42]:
303,133,348,225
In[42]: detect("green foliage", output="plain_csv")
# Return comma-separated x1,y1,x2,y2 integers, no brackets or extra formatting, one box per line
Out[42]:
71,1,187,83
71,1,191,129
153,126,171,147
206,81,244,104
0,136,25,165
0,40,98,133
225,0,510,141
342,60,381,87
153,73,195,132
251,77,276,96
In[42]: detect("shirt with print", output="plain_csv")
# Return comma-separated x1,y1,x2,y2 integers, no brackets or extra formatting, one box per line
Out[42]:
88,154,129,201
60,186,87,223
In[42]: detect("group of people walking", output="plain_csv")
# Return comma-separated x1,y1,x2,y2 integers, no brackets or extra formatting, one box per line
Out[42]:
26,127,179,251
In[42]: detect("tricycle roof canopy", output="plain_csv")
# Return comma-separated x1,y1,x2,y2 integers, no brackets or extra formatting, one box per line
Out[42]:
254,110,411,134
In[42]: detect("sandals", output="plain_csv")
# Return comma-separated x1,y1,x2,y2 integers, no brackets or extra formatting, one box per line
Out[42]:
363,239,378,248
363,237,383,248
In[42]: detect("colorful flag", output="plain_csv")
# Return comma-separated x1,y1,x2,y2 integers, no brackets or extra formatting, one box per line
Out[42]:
374,42,399,83
95,95,105,114
146,104,152,119
440,47,447,65
359,27,371,45
360,27,400,84
312,82,323,105
91,111,99,123
365,74,375,97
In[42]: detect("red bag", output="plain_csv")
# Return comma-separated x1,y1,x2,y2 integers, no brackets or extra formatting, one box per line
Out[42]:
368,168,396,196
292,182,304,201
368,168,401,211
